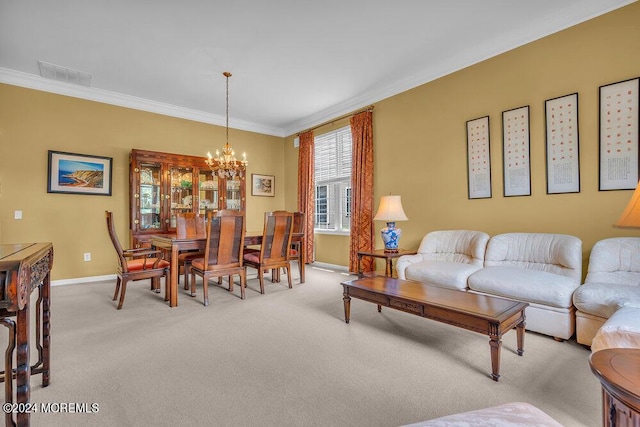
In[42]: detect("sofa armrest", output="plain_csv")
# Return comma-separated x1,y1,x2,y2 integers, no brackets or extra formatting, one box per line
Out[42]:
396,254,424,280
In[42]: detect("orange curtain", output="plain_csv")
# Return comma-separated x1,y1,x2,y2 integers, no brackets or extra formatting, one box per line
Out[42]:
349,111,375,273
297,131,315,263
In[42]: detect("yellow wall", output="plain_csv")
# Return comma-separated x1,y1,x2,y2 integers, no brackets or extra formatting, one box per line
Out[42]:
284,2,640,275
0,86,285,280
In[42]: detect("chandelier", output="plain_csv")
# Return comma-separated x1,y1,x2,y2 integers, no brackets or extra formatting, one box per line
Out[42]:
206,71,248,178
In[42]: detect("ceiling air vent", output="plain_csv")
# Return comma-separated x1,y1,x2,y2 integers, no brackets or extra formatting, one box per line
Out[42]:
38,60,92,87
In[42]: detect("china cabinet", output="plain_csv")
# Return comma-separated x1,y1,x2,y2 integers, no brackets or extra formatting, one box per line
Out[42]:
129,149,245,247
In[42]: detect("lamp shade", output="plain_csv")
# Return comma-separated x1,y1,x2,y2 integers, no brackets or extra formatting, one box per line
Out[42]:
374,195,408,222
614,182,640,228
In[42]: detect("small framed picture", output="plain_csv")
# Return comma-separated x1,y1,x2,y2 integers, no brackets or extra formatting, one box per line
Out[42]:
251,174,275,197
47,150,112,196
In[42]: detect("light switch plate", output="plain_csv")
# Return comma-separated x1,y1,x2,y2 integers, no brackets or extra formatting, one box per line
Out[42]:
14,210,22,220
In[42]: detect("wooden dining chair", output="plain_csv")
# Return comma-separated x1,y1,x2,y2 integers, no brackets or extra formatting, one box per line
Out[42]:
190,210,246,305
176,212,206,289
105,211,170,309
243,210,294,294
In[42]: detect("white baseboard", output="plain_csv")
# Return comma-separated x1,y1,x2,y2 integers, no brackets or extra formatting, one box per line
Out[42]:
52,274,117,286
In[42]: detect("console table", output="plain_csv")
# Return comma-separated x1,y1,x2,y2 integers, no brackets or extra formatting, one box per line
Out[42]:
0,243,53,427
590,348,640,426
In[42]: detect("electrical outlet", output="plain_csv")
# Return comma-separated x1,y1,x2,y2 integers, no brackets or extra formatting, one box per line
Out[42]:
83,253,91,262
14,210,22,220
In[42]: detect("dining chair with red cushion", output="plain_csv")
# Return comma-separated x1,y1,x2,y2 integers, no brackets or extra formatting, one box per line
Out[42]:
243,210,294,294
190,210,246,305
105,211,170,309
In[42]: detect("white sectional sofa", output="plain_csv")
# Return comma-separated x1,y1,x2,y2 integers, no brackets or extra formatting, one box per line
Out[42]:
572,237,640,347
397,231,583,341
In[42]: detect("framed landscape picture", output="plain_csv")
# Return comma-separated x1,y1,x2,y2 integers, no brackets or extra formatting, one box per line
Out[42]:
47,150,113,196
251,173,275,197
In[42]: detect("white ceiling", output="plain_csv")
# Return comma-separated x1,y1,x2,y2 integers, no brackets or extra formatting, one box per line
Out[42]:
0,0,635,137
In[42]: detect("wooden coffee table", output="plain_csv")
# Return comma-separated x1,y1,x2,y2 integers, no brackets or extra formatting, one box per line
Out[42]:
341,276,528,381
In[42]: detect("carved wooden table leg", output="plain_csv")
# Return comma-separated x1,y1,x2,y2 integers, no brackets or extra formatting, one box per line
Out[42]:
41,273,51,386
16,305,30,426
489,334,502,382
0,317,16,427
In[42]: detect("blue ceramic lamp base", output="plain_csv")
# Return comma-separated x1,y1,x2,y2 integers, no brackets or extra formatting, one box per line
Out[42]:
380,221,402,253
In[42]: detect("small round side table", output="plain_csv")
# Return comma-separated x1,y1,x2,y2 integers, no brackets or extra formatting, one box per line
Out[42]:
589,348,640,426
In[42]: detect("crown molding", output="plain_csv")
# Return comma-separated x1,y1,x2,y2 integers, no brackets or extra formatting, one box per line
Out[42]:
0,67,286,137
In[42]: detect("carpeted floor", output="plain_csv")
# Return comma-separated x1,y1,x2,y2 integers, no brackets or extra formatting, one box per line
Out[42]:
11,264,600,426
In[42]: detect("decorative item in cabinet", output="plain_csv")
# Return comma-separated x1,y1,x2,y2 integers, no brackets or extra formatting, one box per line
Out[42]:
224,176,245,210
198,172,220,214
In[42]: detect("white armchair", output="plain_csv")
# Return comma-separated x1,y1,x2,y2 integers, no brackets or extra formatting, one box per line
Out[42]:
573,237,640,346
396,230,489,290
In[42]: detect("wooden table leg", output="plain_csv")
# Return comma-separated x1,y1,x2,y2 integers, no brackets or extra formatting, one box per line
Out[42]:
385,259,393,277
169,245,180,307
343,291,351,324
16,305,30,426
0,317,15,427
489,334,502,382
357,253,364,278
516,320,526,356
41,273,51,386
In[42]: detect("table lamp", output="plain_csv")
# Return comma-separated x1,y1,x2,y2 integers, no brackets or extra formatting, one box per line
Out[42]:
614,182,640,228
374,195,408,252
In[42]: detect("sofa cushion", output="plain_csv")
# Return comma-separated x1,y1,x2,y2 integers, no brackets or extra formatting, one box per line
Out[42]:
405,260,482,290
416,230,489,267
573,282,640,319
591,306,640,353
484,233,582,280
468,266,579,308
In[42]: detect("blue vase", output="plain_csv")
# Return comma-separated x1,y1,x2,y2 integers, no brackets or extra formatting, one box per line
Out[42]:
380,221,402,252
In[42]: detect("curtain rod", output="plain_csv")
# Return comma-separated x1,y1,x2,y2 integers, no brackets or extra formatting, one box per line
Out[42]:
297,105,374,136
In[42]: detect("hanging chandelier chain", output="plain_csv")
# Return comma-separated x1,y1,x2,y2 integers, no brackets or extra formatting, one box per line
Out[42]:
225,71,230,147
205,71,248,179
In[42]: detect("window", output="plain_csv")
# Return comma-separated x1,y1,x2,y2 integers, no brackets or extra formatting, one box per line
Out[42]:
314,126,352,233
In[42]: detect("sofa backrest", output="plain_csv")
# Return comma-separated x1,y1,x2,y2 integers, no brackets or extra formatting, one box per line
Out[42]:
484,233,582,280
585,237,640,287
417,230,489,266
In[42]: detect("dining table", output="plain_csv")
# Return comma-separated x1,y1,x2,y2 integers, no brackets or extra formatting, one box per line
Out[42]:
151,232,305,307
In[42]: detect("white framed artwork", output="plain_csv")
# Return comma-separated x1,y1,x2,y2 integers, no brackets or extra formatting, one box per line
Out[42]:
502,106,531,197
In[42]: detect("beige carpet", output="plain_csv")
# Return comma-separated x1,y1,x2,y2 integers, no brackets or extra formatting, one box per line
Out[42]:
11,264,599,426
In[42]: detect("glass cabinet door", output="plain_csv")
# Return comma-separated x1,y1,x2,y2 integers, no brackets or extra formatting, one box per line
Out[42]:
138,162,162,231
198,170,219,215
169,166,194,228
224,176,242,210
